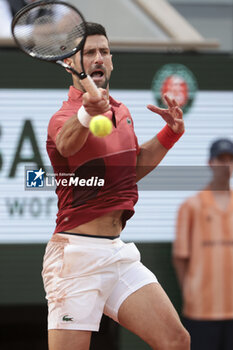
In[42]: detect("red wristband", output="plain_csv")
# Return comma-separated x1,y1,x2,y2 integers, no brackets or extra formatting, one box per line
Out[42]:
157,125,184,150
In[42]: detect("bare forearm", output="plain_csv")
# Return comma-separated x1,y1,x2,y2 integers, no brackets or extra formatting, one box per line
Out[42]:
136,136,168,182
56,115,89,157
173,257,189,290
55,89,111,158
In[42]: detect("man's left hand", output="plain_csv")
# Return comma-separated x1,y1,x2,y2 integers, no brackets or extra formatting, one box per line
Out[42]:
147,94,184,134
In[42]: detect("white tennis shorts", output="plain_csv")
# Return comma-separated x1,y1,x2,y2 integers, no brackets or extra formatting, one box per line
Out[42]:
42,233,158,331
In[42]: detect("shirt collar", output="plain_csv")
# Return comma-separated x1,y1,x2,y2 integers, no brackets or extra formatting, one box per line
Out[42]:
68,86,83,101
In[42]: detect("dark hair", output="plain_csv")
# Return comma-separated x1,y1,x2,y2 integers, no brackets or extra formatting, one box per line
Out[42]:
85,22,108,40
209,139,233,160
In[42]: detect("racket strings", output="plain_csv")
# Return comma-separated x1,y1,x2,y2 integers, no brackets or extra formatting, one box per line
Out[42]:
13,3,86,60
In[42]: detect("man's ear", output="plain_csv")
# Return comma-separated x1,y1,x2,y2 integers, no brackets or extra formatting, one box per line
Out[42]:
63,57,74,74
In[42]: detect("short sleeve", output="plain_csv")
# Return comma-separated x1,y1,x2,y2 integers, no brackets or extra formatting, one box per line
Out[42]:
134,133,140,155
173,201,193,258
121,104,140,156
48,111,74,144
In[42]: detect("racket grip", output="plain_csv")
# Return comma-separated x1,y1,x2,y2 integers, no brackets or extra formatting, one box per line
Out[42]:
80,75,101,98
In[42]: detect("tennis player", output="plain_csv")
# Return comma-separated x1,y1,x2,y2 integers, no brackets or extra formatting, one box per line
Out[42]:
42,22,190,350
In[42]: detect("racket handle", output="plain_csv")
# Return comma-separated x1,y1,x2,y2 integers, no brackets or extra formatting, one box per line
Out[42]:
80,75,101,98
56,61,101,99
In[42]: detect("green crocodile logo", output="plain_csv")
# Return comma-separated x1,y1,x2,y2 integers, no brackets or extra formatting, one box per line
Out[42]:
62,315,73,322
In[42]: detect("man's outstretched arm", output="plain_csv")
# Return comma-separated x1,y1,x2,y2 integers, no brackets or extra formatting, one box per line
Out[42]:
136,95,184,182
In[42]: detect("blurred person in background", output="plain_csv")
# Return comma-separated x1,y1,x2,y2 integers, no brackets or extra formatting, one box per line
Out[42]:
0,0,38,38
0,0,12,38
7,0,37,15
173,138,233,350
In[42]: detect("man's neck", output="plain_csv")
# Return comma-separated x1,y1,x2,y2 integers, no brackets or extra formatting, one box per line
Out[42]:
209,180,231,192
209,185,232,211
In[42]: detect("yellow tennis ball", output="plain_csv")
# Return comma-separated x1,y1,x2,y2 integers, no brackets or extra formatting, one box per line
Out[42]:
89,115,113,137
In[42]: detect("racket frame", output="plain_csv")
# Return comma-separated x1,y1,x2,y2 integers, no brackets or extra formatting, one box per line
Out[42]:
11,0,87,61
11,0,101,97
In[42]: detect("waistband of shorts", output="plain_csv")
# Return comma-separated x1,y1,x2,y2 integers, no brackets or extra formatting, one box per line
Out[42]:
60,231,120,240
51,232,122,245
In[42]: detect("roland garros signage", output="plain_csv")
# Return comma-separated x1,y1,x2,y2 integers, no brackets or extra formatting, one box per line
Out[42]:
152,64,198,114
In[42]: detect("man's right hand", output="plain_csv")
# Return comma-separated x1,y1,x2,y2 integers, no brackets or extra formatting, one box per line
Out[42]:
83,88,110,116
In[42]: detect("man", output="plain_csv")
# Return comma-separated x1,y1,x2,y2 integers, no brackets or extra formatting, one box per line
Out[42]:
42,22,190,350
173,138,233,350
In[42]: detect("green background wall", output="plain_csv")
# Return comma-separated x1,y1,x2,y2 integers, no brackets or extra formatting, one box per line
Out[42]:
0,48,232,90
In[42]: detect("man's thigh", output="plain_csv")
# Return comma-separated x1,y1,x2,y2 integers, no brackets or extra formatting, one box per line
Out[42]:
118,283,189,350
183,318,222,350
48,329,92,350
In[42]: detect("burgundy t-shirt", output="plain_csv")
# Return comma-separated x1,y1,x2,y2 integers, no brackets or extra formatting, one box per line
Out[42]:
47,86,140,234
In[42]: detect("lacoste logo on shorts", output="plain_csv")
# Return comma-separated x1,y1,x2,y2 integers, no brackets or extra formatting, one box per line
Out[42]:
62,314,74,322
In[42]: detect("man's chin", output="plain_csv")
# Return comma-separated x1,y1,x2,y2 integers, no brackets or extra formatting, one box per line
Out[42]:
93,78,109,89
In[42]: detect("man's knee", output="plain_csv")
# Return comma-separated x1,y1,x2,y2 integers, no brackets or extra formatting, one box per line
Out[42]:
170,327,190,350
150,324,190,350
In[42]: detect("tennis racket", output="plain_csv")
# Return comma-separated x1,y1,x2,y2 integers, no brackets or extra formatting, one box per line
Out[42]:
11,0,100,98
